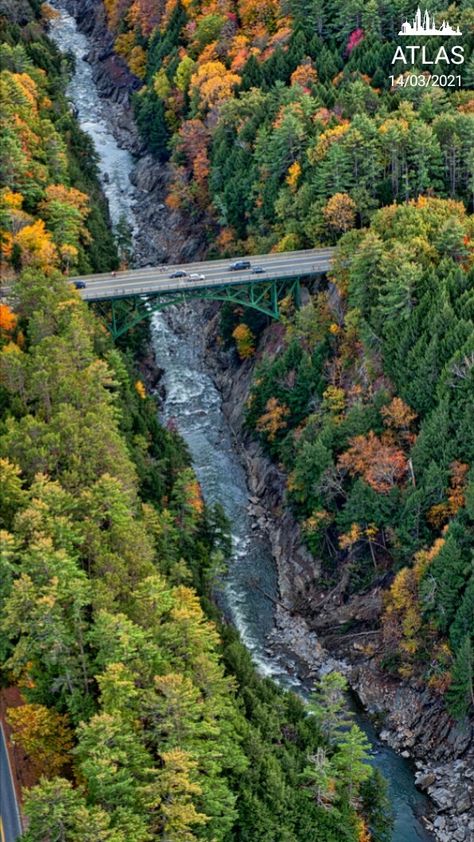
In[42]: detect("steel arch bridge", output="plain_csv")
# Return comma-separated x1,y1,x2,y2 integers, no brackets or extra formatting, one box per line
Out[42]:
92,276,303,340
1,249,335,337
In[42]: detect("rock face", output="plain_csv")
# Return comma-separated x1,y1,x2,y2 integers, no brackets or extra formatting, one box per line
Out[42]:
354,665,474,840
202,312,319,611
64,0,140,106
0,0,34,24
130,156,206,265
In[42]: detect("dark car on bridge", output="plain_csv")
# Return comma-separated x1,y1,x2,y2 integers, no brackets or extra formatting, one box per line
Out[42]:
169,270,188,278
74,280,86,289
229,260,251,271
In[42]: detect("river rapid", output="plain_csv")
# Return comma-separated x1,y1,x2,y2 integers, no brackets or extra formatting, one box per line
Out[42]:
49,6,435,840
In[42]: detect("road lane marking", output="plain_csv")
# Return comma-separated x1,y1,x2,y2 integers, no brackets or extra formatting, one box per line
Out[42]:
3,249,335,301
77,263,333,289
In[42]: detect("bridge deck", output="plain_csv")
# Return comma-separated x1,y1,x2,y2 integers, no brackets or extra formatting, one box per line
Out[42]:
71,248,335,302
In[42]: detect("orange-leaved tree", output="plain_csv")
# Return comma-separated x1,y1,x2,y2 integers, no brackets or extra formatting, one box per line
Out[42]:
338,431,408,493
0,303,17,335
256,396,290,442
190,61,240,112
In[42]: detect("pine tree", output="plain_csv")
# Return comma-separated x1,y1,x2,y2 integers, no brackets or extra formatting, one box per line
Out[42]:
22,777,128,842
300,746,337,807
308,671,353,745
134,91,170,162
333,725,373,804
447,636,474,719
241,54,263,91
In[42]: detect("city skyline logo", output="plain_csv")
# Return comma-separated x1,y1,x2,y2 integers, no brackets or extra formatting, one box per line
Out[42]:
398,7,462,37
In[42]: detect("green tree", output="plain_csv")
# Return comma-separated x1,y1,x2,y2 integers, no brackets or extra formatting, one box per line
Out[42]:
308,672,353,745
22,777,127,842
447,636,474,720
76,712,154,815
333,725,373,804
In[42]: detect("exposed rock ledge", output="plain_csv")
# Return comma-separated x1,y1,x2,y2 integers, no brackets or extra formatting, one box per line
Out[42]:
354,666,474,842
63,0,141,110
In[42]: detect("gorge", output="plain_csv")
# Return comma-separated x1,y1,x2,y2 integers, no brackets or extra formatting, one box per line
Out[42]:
47,2,446,840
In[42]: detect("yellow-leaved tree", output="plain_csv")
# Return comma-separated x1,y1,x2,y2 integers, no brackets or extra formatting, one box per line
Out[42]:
7,703,74,778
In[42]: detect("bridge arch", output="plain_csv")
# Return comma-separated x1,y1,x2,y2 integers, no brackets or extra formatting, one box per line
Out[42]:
94,277,303,339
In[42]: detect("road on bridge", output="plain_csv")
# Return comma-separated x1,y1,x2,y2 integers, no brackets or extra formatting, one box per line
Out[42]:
0,725,22,842
71,247,335,302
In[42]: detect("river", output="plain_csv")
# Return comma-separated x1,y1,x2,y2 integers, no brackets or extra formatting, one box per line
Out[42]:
49,6,434,840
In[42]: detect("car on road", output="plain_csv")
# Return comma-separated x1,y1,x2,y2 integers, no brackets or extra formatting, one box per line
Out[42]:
169,270,188,278
251,266,265,274
74,280,86,289
189,273,205,281
229,260,251,271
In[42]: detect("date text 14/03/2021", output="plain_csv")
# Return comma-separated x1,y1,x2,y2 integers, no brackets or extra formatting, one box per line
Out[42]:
389,73,462,87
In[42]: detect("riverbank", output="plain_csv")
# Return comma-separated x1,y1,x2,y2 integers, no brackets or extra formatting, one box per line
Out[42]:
147,303,435,841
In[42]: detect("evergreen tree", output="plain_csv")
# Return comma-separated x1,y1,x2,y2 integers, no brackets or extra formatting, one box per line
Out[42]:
134,91,170,162
333,725,373,804
308,671,353,745
447,636,474,719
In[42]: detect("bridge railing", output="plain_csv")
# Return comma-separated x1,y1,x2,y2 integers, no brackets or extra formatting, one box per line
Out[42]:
82,263,332,303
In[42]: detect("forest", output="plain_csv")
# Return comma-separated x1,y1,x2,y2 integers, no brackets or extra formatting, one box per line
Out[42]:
0,2,392,840
0,262,388,840
100,0,473,252
91,0,473,719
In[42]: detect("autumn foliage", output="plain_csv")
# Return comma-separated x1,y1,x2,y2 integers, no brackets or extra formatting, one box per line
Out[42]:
0,304,17,334
256,397,290,442
323,193,357,234
190,61,240,112
338,431,408,493
7,704,73,778
290,60,318,91
382,539,445,676
0,53,110,277
232,323,255,359
427,461,469,528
